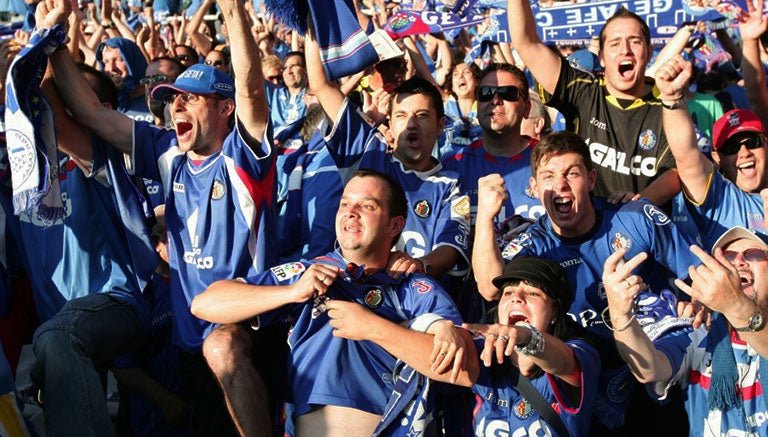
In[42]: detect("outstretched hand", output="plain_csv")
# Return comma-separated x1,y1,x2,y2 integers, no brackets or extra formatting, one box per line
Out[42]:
654,55,692,102
35,0,73,30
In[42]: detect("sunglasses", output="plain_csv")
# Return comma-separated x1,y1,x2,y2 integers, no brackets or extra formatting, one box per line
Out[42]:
478,85,525,102
161,92,219,105
719,134,765,156
205,59,224,66
139,74,170,85
724,248,768,264
176,54,192,62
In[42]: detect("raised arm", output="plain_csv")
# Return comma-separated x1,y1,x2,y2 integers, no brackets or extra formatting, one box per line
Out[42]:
472,174,509,301
739,0,768,126
43,0,134,154
654,54,713,204
507,0,561,94
217,0,268,145
603,250,675,394
305,19,346,123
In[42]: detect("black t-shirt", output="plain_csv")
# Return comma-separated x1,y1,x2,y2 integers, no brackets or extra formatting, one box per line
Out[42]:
540,57,676,197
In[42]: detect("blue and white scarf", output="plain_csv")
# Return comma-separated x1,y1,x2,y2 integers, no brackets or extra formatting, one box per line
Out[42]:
5,24,67,223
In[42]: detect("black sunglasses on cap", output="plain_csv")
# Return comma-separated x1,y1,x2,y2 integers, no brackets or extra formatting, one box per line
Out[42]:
719,134,766,156
478,85,525,102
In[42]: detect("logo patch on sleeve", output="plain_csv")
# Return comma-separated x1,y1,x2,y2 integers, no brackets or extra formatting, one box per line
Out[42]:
413,280,433,294
270,262,306,281
610,233,632,252
643,204,670,226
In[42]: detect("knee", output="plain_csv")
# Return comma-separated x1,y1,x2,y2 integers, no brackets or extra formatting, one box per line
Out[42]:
203,324,252,374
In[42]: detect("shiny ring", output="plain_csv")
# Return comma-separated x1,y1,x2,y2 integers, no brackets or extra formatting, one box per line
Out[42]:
487,333,498,339
318,274,326,282
498,335,509,342
624,277,633,287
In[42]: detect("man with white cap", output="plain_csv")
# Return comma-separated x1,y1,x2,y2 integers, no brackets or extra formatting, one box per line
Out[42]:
656,56,768,249
603,225,768,435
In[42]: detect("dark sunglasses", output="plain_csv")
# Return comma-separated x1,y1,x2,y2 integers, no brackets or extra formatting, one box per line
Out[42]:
205,59,225,66
139,74,169,85
478,85,524,102
176,54,192,62
724,248,768,263
719,134,765,156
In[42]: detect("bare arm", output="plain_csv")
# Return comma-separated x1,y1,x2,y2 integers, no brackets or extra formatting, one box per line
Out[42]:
506,0,561,94
603,250,674,394
305,20,346,124
739,0,768,126
191,263,343,324
638,168,682,206
217,0,268,145
185,0,214,56
40,0,134,154
327,300,479,387
472,174,508,301
654,54,714,204
41,66,93,162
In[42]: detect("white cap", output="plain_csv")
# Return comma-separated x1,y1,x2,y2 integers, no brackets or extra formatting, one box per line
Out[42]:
711,226,768,254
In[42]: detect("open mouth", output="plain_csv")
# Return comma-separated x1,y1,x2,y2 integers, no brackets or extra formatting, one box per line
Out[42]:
175,120,193,138
618,62,634,78
506,312,529,325
553,198,573,214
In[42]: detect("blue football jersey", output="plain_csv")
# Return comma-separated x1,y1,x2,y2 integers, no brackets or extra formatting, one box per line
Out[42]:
130,120,277,352
472,338,600,437
275,134,342,263
323,99,471,272
501,198,698,342
18,140,156,322
250,251,462,418
681,169,765,250
441,139,545,226
653,323,768,436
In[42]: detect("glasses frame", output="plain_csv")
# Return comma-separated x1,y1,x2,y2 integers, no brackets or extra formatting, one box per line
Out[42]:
723,247,768,263
719,134,766,156
477,85,525,103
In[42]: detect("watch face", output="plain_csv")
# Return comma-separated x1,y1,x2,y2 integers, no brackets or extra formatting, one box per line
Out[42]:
751,313,764,330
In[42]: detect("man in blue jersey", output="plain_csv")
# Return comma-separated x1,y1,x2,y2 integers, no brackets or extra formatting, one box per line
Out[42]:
472,130,699,429
96,37,153,122
305,25,470,280
22,5,157,433
192,170,478,436
603,226,768,435
507,1,681,206
43,0,278,434
442,63,544,227
655,54,768,249
267,51,309,151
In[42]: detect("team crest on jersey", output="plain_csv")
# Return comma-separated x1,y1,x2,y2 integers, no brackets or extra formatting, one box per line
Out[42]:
513,400,532,419
525,186,536,198
637,129,657,150
452,196,470,222
173,182,185,193
364,288,384,309
643,204,670,226
413,280,433,294
270,262,306,281
414,200,432,218
610,233,632,252
211,180,226,200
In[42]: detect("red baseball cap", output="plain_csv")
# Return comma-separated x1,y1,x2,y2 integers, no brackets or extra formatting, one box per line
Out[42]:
712,109,766,151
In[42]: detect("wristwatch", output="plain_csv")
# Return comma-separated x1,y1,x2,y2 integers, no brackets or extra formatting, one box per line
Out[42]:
514,322,546,356
418,258,432,275
733,310,766,332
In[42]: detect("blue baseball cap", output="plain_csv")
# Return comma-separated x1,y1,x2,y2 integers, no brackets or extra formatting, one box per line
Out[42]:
151,64,235,101
567,49,603,73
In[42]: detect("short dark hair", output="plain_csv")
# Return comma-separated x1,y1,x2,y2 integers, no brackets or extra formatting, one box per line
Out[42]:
599,7,651,52
352,169,408,221
283,51,305,66
77,63,118,109
478,63,530,100
149,56,186,75
389,76,445,121
530,131,593,177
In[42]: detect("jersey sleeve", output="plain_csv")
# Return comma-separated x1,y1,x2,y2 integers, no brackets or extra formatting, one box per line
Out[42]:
401,275,462,325
545,339,601,413
539,57,594,125
221,117,276,183
322,98,382,171
128,120,180,185
430,184,471,273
